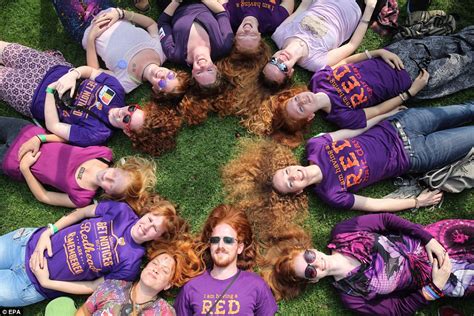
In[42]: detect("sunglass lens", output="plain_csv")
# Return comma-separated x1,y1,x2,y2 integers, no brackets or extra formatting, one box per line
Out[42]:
167,71,176,80
209,236,220,244
223,236,235,244
304,250,316,263
122,114,131,124
128,105,136,112
305,265,317,279
158,79,166,89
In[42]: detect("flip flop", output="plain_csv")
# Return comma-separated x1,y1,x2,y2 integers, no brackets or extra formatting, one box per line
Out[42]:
133,0,150,12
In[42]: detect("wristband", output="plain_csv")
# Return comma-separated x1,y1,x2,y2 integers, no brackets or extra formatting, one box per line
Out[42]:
36,134,47,143
48,223,59,235
399,93,407,103
45,87,56,94
414,197,419,209
364,49,372,60
405,89,413,99
360,19,370,24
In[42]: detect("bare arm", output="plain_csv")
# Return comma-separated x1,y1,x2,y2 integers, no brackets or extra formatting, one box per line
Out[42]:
123,10,159,36
18,134,65,161
202,0,226,13
39,277,104,295
75,305,92,316
164,0,181,16
280,0,313,25
280,0,295,14
326,0,376,67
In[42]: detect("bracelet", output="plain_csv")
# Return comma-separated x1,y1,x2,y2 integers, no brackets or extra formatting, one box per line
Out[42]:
119,8,125,19
405,89,413,99
129,11,135,22
45,86,55,94
364,49,372,60
429,281,445,298
48,223,59,235
68,68,81,79
114,7,121,19
414,197,420,209
399,93,407,103
422,285,439,300
36,134,47,143
360,19,370,24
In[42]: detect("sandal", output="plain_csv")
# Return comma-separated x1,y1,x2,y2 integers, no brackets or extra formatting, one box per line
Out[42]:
133,0,150,12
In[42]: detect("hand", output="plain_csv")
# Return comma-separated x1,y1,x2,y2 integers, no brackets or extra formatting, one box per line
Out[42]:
29,229,53,270
88,18,111,41
387,105,407,116
425,238,446,266
19,151,42,171
92,9,119,28
409,69,430,96
431,253,452,290
30,254,51,285
54,70,78,99
416,189,443,208
376,49,404,70
18,136,41,161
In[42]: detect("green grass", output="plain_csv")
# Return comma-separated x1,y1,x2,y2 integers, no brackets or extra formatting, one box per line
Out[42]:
0,0,473,315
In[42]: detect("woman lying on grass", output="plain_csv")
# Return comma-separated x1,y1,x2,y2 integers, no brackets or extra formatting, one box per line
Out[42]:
243,27,474,145
52,0,189,98
0,197,186,307
0,116,156,208
263,213,474,316
271,103,474,212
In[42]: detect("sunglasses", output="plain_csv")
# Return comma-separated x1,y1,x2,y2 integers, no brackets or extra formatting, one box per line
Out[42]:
409,43,432,73
209,236,238,245
303,249,317,280
157,71,177,90
269,57,289,73
123,104,141,130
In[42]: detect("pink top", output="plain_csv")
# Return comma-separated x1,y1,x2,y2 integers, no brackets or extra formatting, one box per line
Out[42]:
2,125,113,207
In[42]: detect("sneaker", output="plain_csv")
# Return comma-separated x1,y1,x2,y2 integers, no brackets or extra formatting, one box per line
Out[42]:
407,0,432,14
438,305,465,316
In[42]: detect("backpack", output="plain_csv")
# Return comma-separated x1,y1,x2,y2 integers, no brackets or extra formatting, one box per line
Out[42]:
370,0,400,37
393,10,456,40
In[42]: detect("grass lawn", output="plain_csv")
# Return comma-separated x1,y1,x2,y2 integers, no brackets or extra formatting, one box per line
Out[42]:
0,0,473,314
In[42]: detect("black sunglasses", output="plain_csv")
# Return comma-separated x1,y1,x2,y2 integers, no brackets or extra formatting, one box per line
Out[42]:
303,249,317,279
209,236,237,245
269,57,289,73
409,43,432,73
122,105,140,124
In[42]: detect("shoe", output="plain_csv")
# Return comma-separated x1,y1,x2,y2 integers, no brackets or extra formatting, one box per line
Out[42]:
438,305,465,316
133,0,150,12
407,0,431,14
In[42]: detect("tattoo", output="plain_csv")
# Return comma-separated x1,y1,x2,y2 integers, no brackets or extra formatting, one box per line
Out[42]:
77,167,86,180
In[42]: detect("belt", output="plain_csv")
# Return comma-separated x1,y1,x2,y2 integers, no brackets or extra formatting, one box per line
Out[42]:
391,120,413,156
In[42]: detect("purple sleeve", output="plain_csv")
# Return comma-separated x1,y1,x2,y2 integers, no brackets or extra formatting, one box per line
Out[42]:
339,289,429,316
174,285,193,315
68,125,112,146
158,13,178,62
254,281,278,315
329,108,368,129
331,213,434,245
215,11,234,50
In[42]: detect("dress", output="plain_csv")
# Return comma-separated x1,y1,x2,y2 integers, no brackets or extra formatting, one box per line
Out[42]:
327,213,474,316
271,0,361,72
158,3,234,65
174,270,278,315
84,279,176,316
223,0,289,34
1,124,113,207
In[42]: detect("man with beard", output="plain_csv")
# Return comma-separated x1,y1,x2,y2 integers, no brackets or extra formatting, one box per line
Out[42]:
174,205,278,315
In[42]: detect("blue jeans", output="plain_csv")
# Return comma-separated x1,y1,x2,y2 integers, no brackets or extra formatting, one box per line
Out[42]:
390,101,474,173
52,0,115,43
0,228,45,307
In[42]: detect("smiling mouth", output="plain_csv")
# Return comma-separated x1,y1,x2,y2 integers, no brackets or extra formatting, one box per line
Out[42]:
298,169,305,181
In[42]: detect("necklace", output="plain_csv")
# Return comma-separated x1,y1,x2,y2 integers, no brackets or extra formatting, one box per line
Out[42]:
127,282,158,316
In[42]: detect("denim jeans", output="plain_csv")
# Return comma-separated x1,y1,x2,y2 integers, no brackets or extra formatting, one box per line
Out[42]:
0,228,45,307
390,101,474,173
0,116,31,172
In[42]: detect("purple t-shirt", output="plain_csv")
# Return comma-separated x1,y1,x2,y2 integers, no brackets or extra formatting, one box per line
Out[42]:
31,67,126,146
158,4,234,65
174,270,278,315
224,0,289,34
1,125,113,207
306,121,410,209
311,58,412,129
25,201,144,299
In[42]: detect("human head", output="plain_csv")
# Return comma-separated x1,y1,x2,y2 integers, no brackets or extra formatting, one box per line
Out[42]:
151,70,191,103
201,205,256,270
285,91,318,121
108,105,145,134
147,236,206,288
192,56,218,87
144,65,185,95
127,103,183,157
272,165,318,194
140,252,175,292
222,139,309,240
102,156,157,212
262,50,297,88
234,16,262,53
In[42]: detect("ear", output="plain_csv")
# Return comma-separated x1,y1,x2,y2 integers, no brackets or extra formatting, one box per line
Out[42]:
288,68,295,78
237,242,244,255
295,189,304,195
123,128,131,137
164,282,172,291
306,113,315,122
